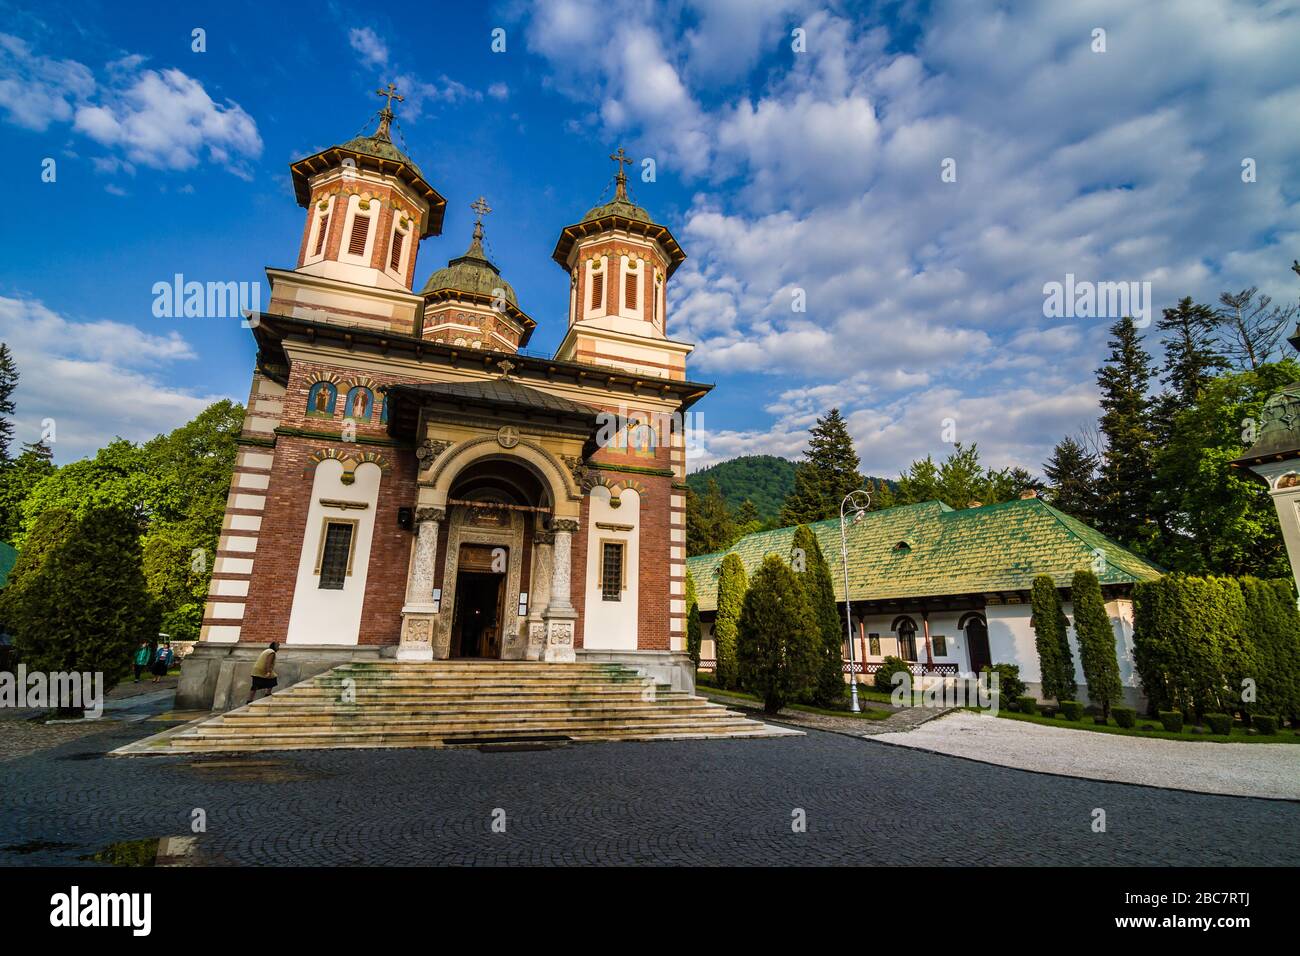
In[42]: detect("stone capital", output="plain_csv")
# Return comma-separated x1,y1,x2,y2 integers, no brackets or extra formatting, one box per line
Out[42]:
550,518,580,534
415,506,445,524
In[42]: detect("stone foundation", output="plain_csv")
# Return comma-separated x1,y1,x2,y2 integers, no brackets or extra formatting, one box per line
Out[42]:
576,648,696,695
176,642,394,711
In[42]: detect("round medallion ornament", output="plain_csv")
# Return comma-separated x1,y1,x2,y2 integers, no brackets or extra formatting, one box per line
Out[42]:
497,425,520,449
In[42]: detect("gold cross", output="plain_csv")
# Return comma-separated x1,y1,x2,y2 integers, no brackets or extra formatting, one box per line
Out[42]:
496,359,516,380
376,82,404,112
609,147,632,199
471,195,492,224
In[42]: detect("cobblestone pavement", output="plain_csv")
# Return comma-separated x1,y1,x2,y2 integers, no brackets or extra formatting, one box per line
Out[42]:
701,689,951,736
2,718,1296,867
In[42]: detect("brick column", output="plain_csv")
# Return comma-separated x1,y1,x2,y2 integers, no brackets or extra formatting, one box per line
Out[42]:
542,519,578,663
399,507,445,661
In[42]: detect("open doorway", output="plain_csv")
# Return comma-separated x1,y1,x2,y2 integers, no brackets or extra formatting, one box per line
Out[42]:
451,569,504,659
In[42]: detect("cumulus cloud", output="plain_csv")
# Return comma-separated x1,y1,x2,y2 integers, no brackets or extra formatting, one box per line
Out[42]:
0,32,95,131
0,296,225,464
348,27,389,68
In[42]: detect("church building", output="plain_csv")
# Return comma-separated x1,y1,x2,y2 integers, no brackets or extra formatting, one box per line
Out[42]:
178,89,708,710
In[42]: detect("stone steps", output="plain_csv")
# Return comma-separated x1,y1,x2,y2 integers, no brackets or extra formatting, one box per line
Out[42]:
114,660,800,755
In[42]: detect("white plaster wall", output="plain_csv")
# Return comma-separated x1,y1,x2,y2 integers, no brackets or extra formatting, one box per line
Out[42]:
581,486,639,650
853,611,972,671
285,459,382,645
986,604,1040,683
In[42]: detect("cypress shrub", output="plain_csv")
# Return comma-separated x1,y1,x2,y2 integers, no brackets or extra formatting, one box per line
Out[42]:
1030,576,1076,701
875,654,910,694
714,553,747,690
791,524,847,708
1205,713,1232,736
1016,696,1037,715
981,662,1025,704
1158,710,1184,732
736,554,819,713
1241,578,1300,722
684,570,701,669
1059,700,1084,721
1113,707,1136,728
1254,714,1279,735
1071,570,1122,717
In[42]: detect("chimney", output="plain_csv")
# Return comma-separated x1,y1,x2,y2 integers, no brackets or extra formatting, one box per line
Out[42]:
1019,489,1038,499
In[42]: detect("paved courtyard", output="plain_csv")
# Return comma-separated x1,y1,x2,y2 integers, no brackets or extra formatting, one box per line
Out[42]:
2,714,1297,866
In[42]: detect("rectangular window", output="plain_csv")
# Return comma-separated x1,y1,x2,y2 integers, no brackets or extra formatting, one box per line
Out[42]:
389,229,404,271
898,632,917,661
591,272,603,309
869,633,881,656
348,214,370,257
317,522,354,590
624,270,637,311
313,214,330,256
932,634,947,656
601,542,624,601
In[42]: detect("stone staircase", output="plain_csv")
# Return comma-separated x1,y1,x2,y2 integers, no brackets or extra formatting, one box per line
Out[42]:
115,660,799,754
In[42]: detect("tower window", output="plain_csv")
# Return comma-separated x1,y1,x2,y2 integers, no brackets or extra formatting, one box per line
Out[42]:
591,272,604,310
313,213,330,256
601,542,625,601
317,521,356,590
625,267,637,311
389,229,404,271
348,214,370,257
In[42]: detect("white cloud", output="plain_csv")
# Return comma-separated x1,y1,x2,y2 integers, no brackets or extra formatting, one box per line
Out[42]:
0,296,221,464
348,27,389,68
0,33,95,131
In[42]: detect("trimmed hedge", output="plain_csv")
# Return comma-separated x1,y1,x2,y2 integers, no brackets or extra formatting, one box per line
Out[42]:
1030,575,1076,702
1158,710,1184,732
714,553,747,690
1254,714,1279,735
1016,696,1037,715
1072,570,1123,717
1113,707,1137,728
1059,700,1084,721
1205,713,1232,736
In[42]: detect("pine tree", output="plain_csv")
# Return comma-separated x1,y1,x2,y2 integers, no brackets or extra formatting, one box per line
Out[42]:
684,569,701,668
1043,436,1099,522
780,408,863,524
791,524,845,707
0,343,18,462
686,480,736,556
1096,318,1157,550
1217,288,1295,371
713,553,747,689
737,554,819,713
1030,575,1076,702
0,507,160,701
1071,570,1122,716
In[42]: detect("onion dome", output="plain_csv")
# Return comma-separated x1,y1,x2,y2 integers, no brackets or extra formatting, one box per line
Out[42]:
421,217,517,306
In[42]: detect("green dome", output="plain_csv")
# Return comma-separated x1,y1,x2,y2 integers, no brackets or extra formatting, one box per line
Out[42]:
339,134,423,176
582,197,653,224
420,232,517,306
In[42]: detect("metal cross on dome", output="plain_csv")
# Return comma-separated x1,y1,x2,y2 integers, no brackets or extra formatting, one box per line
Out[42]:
471,195,492,224
373,83,404,139
609,147,633,199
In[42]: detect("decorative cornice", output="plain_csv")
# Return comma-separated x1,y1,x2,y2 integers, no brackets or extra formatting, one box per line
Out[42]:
276,426,404,448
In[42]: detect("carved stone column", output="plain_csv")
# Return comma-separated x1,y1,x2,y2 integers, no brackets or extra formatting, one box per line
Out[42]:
541,518,579,663
399,507,445,662
526,530,554,662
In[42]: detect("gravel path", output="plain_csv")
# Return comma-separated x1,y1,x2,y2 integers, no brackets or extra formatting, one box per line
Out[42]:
874,711,1300,800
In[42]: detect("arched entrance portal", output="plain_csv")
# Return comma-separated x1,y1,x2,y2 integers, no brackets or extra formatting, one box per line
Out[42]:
960,612,991,673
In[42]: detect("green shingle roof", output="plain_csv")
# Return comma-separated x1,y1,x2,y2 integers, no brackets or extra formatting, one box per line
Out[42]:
685,498,1162,613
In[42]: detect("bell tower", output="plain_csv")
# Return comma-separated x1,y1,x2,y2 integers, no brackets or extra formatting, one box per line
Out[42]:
550,148,691,380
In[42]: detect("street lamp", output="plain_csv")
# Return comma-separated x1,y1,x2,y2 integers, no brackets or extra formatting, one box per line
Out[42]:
840,489,872,713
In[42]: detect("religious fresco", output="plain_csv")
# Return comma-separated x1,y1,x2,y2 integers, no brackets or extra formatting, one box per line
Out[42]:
306,381,337,416
344,385,373,421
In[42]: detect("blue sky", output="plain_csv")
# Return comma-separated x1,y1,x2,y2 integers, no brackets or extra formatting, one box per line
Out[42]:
2,0,1299,474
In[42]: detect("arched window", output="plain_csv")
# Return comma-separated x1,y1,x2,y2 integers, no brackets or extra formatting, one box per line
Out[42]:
344,386,373,421
892,615,918,661
306,381,337,417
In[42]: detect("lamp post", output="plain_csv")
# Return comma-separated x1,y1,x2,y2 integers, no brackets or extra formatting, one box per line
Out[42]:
840,489,872,713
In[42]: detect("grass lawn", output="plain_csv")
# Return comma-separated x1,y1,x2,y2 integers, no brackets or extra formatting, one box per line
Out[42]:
699,684,892,720
987,707,1300,744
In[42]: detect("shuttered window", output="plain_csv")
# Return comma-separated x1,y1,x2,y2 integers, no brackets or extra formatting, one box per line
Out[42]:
347,214,370,257
624,268,637,311
601,542,624,601
389,229,404,271
590,272,603,310
318,522,354,590
313,214,330,256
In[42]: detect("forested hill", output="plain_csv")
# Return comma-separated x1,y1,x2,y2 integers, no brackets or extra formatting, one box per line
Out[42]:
686,455,795,522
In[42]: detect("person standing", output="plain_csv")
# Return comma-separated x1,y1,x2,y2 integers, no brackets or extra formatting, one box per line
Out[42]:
133,641,152,682
150,641,174,683
248,641,279,703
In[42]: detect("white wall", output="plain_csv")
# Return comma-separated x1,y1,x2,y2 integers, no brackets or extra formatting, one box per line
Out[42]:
285,459,382,645
581,486,639,650
853,611,976,672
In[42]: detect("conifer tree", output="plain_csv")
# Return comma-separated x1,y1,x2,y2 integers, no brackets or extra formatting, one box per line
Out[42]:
686,480,736,556
0,343,18,462
1043,436,1099,523
713,553,747,689
1095,318,1157,550
1030,575,1076,701
1071,570,1122,716
684,569,701,668
780,408,863,524
737,554,819,713
791,524,845,707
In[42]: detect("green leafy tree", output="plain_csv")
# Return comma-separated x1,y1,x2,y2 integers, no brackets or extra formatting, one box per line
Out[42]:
686,479,736,556
780,408,863,524
0,343,17,462
791,524,845,707
737,554,819,713
1030,575,1076,701
1043,436,1099,523
684,569,701,669
714,553,747,689
1095,317,1157,551
0,507,160,700
1070,570,1122,716
0,440,55,543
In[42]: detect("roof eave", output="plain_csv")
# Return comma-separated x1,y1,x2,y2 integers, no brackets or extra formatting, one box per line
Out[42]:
290,147,447,237
550,215,687,276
